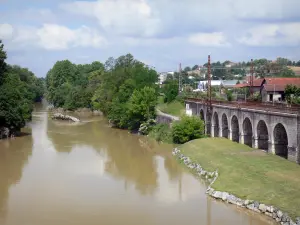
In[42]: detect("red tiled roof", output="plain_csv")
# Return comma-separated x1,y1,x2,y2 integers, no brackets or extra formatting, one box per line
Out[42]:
234,83,248,88
264,77,300,86
263,78,300,92
245,77,265,87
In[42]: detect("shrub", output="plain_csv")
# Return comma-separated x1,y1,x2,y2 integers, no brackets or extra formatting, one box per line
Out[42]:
149,124,172,143
171,116,205,144
225,89,233,101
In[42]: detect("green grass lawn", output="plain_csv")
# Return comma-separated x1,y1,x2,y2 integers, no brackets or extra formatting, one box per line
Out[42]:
179,138,300,219
157,100,185,117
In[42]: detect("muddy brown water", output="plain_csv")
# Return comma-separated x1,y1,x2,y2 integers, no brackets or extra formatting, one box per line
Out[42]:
0,103,277,225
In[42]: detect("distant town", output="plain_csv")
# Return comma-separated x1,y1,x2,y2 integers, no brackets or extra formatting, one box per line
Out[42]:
158,57,300,104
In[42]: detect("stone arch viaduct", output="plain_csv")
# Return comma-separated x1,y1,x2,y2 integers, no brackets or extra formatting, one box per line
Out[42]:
185,99,300,164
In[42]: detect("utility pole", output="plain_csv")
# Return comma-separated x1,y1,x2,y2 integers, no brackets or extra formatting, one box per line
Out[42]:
250,59,254,97
179,63,182,93
208,55,212,109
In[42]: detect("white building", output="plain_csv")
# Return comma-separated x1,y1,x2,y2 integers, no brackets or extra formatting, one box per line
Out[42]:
158,71,175,85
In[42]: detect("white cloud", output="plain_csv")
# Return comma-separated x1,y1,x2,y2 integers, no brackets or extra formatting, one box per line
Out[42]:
188,32,230,47
238,23,300,46
60,0,161,37
0,23,14,39
4,23,107,50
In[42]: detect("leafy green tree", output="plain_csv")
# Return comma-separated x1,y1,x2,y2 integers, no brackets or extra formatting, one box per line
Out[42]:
192,65,199,70
0,40,42,133
280,67,296,77
64,86,93,110
184,66,191,72
0,40,7,85
285,85,300,104
171,116,205,144
127,87,157,130
162,79,178,103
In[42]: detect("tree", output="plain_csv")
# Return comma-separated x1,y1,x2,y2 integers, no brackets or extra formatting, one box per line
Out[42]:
184,66,191,72
276,57,289,66
0,41,43,134
285,85,300,104
281,67,296,77
171,116,205,144
127,87,157,130
192,65,199,70
0,40,7,85
162,79,179,103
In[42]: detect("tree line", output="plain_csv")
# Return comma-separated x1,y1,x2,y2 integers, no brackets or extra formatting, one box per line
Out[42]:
0,40,45,136
46,54,158,131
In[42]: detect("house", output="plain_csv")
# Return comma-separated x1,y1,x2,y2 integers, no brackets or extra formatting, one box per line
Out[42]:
233,78,265,93
222,80,239,89
158,71,174,85
261,78,300,102
197,80,222,91
224,61,237,68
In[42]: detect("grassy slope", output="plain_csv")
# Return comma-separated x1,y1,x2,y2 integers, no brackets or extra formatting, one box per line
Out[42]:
157,100,185,117
179,138,300,219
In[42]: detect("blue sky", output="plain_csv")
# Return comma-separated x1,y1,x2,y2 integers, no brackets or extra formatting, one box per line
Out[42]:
1,0,300,77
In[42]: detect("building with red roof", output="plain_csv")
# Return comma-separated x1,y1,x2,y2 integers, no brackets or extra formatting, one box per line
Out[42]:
234,77,300,102
261,78,300,102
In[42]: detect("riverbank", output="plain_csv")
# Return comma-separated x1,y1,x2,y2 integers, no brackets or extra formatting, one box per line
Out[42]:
174,138,300,222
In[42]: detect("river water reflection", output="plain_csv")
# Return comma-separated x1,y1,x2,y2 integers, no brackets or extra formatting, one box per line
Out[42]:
0,103,276,225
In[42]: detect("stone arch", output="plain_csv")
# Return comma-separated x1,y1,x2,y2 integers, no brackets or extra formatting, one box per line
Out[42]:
222,113,229,138
257,120,269,151
206,109,212,136
273,123,288,159
243,117,253,147
200,109,205,121
213,112,219,137
231,115,239,143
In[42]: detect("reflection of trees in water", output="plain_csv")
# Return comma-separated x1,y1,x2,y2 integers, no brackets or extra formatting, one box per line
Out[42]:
0,136,33,222
163,156,182,181
103,129,158,196
47,118,183,197
47,120,103,153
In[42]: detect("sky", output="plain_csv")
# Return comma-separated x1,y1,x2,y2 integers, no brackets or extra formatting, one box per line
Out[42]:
1,0,300,77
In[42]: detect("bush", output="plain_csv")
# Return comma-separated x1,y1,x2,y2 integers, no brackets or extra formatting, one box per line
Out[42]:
248,92,261,102
171,116,205,144
225,89,233,101
148,124,172,143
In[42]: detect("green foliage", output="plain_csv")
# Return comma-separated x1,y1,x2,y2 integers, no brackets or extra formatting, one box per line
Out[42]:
148,124,172,143
171,116,205,144
285,85,300,104
162,79,178,103
225,89,233,101
46,60,104,109
280,67,296,77
91,54,159,130
248,92,261,102
0,40,43,130
127,87,157,130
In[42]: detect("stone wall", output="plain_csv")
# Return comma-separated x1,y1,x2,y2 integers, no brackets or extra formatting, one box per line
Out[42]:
172,148,300,225
156,110,179,125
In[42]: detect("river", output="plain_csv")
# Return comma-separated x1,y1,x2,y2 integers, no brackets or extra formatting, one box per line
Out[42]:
0,103,276,225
